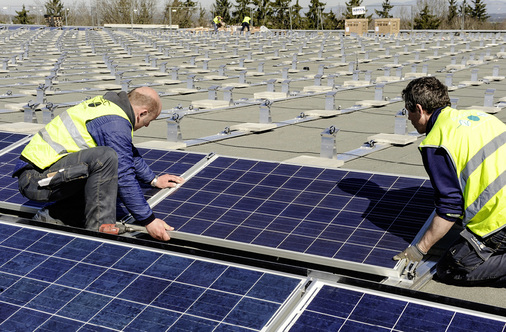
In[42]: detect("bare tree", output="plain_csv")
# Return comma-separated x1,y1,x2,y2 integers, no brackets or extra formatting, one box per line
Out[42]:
101,0,133,24
137,0,155,24
69,1,93,26
163,0,198,27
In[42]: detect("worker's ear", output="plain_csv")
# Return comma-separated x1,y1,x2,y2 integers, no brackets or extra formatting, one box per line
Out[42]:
415,104,424,114
138,109,149,118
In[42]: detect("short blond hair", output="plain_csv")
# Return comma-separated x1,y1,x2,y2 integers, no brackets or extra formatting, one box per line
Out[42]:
128,88,160,115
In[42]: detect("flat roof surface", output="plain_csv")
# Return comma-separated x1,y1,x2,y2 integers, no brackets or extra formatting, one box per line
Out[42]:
0,26,505,311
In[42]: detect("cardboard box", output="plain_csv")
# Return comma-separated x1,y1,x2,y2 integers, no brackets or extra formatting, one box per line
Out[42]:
374,18,400,36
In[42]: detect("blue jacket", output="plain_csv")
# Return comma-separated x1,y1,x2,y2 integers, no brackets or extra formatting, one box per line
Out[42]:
421,107,464,223
13,91,156,225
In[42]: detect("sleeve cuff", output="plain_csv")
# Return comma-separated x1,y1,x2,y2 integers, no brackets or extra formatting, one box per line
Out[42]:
137,213,156,226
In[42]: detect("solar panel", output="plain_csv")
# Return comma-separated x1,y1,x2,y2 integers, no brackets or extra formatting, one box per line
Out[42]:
0,133,44,211
0,133,434,278
0,221,305,331
0,141,204,215
152,155,434,277
283,282,506,331
0,132,30,151
117,148,209,218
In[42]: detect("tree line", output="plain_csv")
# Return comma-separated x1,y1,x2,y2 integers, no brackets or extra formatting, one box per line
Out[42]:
6,0,501,30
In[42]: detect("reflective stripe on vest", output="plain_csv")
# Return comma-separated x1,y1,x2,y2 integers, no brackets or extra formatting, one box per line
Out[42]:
420,107,506,237
21,96,131,169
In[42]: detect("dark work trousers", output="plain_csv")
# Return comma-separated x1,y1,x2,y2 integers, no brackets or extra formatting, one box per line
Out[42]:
241,22,250,32
436,227,506,286
17,146,118,231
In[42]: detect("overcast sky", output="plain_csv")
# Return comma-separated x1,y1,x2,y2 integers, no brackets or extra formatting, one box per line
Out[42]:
1,0,506,15
0,0,383,13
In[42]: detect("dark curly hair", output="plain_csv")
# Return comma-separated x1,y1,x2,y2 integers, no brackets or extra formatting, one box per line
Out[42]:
402,77,451,114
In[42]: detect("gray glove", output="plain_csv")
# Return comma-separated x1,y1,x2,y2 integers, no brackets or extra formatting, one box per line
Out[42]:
393,244,426,262
393,244,427,279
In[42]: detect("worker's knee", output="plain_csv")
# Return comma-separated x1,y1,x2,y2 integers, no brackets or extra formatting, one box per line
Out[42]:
435,240,483,284
89,146,118,173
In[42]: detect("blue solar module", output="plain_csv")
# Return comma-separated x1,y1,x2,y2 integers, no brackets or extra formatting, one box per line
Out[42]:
0,141,203,214
0,221,305,331
0,134,44,210
0,132,29,150
153,156,434,275
286,283,506,331
116,148,207,217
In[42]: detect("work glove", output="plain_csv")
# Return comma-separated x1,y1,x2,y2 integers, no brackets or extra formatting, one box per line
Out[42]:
393,244,427,279
393,244,426,262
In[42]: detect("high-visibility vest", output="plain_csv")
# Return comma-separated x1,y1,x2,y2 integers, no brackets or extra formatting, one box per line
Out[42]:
242,16,251,24
21,96,132,169
213,16,221,24
420,106,506,237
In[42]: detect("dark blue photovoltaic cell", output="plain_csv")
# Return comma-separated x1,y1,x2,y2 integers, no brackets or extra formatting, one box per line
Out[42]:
0,222,303,331
289,285,506,331
153,156,434,269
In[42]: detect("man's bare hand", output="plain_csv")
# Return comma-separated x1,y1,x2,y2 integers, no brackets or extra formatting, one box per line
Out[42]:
145,218,174,241
154,174,185,189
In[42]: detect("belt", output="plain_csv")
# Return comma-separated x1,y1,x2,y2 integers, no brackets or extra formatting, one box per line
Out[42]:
481,227,506,250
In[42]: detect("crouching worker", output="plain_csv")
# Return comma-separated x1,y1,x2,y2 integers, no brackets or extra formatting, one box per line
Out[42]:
394,76,506,286
12,87,184,241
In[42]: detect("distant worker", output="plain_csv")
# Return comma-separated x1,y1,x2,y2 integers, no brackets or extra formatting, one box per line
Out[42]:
241,16,251,32
212,15,223,33
394,76,506,286
13,87,184,241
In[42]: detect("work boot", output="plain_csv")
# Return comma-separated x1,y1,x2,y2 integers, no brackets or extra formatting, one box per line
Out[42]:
33,208,65,226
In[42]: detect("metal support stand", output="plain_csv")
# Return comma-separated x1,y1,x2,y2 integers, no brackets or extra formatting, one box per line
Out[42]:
325,91,337,110
394,109,408,135
166,113,183,142
23,101,39,123
320,125,338,159
223,86,234,105
115,72,124,85
484,88,495,107
446,73,454,88
208,85,219,100
121,79,132,92
375,83,385,101
259,100,272,124
267,79,276,92
471,68,479,83
281,80,291,95
42,102,57,124
314,74,322,86
187,74,196,89
239,71,247,84
171,67,180,80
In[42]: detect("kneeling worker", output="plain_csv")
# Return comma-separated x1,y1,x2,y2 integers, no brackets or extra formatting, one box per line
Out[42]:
394,76,506,286
12,87,184,241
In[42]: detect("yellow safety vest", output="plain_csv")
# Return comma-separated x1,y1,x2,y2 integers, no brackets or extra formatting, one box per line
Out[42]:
213,16,221,24
420,106,506,237
21,96,132,169
243,16,251,24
